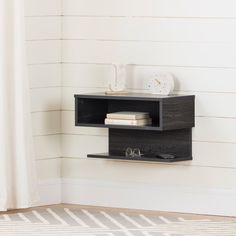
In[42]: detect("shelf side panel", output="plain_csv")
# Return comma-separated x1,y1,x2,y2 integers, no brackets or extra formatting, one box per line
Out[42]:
161,96,195,130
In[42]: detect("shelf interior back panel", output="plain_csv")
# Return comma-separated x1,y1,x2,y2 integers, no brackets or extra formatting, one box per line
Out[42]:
107,99,160,127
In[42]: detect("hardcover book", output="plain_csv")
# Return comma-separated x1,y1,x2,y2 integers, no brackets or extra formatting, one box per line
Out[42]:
105,118,152,126
106,111,150,120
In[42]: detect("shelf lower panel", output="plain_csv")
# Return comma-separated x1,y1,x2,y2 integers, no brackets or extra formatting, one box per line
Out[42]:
88,153,192,163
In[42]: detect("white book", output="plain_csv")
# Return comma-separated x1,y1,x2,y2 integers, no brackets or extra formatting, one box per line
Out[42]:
105,118,152,126
107,111,150,120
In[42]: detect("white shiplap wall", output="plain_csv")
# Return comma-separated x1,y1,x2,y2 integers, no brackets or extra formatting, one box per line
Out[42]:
25,0,61,182
61,0,236,215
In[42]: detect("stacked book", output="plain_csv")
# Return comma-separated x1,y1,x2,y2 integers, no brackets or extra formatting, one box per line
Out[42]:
105,111,152,126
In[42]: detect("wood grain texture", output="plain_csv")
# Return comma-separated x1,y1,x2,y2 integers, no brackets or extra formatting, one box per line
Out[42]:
108,128,192,160
161,96,195,130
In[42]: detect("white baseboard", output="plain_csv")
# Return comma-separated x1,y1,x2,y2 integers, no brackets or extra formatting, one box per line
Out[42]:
36,178,236,216
38,179,61,206
61,178,236,217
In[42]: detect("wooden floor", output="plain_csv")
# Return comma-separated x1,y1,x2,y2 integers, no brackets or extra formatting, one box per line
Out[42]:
2,204,236,222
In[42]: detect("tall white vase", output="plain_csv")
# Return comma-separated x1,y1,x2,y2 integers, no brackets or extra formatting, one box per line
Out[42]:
107,64,127,93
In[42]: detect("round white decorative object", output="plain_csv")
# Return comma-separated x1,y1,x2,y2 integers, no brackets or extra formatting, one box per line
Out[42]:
148,73,175,95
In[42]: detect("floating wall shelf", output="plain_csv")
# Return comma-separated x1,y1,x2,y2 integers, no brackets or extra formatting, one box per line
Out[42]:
75,93,195,163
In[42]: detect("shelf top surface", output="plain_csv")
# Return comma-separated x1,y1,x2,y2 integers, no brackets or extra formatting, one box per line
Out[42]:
74,92,194,101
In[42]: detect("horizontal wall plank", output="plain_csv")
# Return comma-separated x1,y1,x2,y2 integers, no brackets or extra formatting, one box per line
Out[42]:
34,135,61,160
62,134,108,158
37,158,61,180
31,87,61,112
61,158,236,189
62,64,113,88
62,88,236,118
62,40,236,67
26,17,61,40
32,111,61,136
62,0,236,18
29,64,61,88
25,0,61,16
184,92,236,118
191,141,236,168
63,17,236,42
62,64,236,93
61,133,236,168
194,117,236,143
62,87,103,111
27,41,61,64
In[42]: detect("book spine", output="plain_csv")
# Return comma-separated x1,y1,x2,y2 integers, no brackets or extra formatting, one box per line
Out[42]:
107,114,149,120
105,118,152,126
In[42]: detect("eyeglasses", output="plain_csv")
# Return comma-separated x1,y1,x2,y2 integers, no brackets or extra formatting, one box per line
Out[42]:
125,148,144,158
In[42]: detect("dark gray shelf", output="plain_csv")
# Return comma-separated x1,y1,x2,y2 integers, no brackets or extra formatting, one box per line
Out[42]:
75,93,195,131
74,92,195,163
88,153,192,163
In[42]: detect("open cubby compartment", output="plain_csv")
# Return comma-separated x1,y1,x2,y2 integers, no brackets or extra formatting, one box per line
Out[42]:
75,93,194,131
75,97,160,129
75,97,108,125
